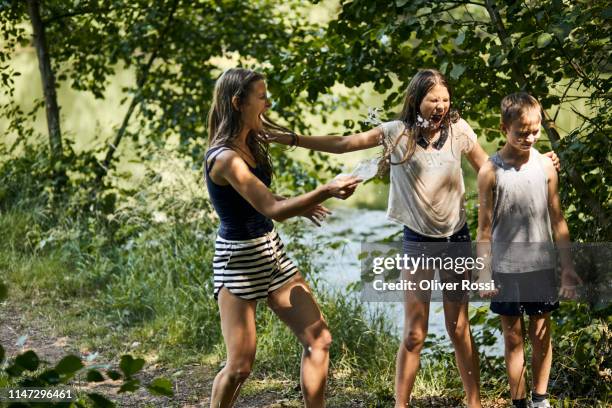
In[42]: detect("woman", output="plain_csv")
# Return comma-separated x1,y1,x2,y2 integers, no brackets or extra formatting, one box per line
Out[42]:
267,69,559,408
206,68,361,408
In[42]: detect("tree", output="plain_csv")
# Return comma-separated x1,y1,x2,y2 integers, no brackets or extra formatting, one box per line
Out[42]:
27,0,62,163
1,0,609,239
268,0,611,240
0,0,316,191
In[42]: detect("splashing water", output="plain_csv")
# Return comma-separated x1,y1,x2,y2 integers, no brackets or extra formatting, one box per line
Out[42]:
364,107,384,126
336,157,379,182
416,114,432,128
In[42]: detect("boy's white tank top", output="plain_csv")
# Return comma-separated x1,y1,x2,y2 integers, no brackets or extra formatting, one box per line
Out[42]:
490,148,555,274
381,119,477,238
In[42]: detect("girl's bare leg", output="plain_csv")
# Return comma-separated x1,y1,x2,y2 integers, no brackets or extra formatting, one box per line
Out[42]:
395,269,432,407
267,273,331,408
210,288,257,408
443,300,482,407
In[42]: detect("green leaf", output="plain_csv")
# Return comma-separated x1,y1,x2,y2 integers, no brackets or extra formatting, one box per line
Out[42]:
449,64,466,80
55,354,84,375
19,377,45,387
15,350,39,371
537,32,553,48
575,345,586,363
518,34,535,50
551,23,571,42
88,393,116,408
455,31,465,46
38,369,61,385
118,378,140,393
106,370,122,380
119,355,145,378
5,364,24,377
439,61,448,74
147,377,174,397
87,369,106,382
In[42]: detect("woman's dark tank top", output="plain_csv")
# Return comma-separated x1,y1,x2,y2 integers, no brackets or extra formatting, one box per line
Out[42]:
204,146,274,240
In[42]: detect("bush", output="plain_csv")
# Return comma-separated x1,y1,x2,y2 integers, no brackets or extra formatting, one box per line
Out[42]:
1,143,608,406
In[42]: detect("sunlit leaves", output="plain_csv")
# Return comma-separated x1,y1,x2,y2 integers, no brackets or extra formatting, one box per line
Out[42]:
271,0,610,240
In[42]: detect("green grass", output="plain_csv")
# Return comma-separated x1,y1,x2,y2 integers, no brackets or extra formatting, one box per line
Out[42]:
0,194,442,406
0,162,608,407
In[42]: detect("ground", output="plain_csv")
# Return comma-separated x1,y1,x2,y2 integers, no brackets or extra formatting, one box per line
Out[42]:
1,300,511,407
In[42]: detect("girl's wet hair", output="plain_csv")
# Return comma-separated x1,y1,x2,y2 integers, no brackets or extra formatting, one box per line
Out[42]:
500,92,541,126
378,69,460,176
207,68,294,179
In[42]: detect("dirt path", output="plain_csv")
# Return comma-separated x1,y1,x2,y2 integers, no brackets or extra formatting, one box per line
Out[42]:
2,300,512,407
0,301,303,407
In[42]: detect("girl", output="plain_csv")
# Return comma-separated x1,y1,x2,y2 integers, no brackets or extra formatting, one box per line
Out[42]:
206,68,361,408
267,69,559,408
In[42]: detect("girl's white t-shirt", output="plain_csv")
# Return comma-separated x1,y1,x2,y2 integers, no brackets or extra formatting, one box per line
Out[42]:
381,118,477,238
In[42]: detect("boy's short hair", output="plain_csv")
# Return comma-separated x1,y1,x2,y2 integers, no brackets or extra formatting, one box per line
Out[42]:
500,92,541,125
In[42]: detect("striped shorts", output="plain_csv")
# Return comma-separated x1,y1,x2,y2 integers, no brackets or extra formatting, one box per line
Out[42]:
213,230,299,300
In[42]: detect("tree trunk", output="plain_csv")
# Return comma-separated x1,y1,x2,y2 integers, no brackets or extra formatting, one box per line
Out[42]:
96,0,181,185
27,0,62,162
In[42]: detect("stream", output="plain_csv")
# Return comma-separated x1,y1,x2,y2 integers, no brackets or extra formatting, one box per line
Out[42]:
292,207,504,356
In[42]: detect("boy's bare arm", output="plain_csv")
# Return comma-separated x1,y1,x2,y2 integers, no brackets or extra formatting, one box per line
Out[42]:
476,161,497,296
543,158,569,242
543,158,581,298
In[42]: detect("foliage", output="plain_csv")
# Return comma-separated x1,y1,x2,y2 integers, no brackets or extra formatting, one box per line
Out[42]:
1,1,609,237
0,0,339,204
268,0,611,240
1,0,290,148
551,302,612,401
0,0,610,405
0,283,173,408
0,348,173,407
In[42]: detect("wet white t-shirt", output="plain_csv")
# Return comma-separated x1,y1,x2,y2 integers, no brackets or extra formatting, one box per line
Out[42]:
381,118,477,237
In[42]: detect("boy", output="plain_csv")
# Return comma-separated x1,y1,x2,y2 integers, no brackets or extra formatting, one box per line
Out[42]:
476,92,581,408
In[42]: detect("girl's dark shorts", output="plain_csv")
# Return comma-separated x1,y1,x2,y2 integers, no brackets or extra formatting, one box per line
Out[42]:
402,223,472,302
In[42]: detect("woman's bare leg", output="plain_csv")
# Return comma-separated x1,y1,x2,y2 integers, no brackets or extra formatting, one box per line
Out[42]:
210,288,257,408
267,273,331,408
443,300,482,407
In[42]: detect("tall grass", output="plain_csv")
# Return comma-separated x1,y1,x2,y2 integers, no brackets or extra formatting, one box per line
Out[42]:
1,146,608,406
0,146,405,403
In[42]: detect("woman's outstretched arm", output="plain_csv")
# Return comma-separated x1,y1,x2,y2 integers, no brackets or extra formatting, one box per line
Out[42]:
267,127,383,154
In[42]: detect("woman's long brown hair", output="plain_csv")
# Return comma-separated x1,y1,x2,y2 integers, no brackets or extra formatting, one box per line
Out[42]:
207,68,294,180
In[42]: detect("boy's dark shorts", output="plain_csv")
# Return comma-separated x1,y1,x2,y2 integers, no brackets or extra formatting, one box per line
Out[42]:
490,269,559,316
